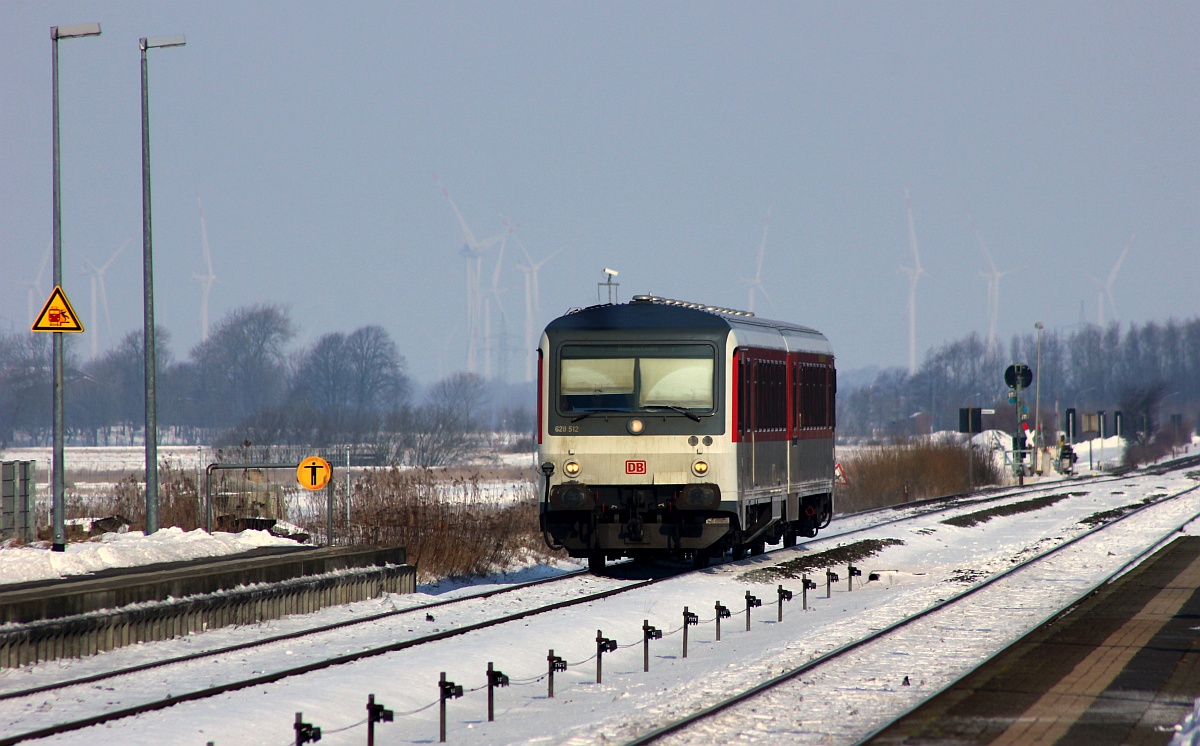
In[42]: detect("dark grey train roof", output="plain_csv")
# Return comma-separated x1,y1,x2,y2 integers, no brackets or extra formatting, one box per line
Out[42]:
545,296,827,339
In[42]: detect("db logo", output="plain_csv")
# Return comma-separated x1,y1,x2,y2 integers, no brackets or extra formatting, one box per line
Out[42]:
625,460,647,475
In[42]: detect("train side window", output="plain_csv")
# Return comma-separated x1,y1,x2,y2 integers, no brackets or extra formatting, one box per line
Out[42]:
830,366,837,428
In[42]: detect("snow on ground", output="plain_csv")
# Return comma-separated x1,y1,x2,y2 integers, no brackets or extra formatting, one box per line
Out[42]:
0,445,213,473
0,528,299,586
0,445,538,475
5,466,1199,745
1172,699,1200,746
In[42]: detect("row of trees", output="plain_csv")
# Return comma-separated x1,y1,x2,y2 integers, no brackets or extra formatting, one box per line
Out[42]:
838,317,1200,444
6,304,1197,456
0,304,532,464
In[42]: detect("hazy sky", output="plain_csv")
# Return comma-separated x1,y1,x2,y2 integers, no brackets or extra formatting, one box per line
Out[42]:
4,2,1198,384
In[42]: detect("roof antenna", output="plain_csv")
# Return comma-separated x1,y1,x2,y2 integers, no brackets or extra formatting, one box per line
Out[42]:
598,268,619,304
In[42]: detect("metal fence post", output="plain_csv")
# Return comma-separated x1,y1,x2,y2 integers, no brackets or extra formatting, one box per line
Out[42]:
325,474,334,547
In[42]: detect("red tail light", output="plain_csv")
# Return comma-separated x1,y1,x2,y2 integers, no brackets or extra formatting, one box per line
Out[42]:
537,347,543,445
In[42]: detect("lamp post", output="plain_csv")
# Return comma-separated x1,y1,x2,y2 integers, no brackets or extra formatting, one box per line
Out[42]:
50,22,102,552
141,33,185,534
1034,322,1044,471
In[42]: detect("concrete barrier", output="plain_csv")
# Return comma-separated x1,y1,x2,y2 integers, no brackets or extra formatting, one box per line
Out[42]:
0,545,407,625
0,562,416,668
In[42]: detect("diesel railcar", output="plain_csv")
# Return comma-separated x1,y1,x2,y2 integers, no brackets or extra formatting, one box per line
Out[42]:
537,295,836,571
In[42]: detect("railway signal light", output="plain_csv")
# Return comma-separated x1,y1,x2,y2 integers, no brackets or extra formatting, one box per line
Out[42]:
294,712,321,745
548,649,566,698
1004,363,1032,390
366,694,392,746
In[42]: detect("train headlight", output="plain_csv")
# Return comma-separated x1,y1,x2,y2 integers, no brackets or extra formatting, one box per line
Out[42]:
691,459,709,477
680,484,720,510
563,460,582,478
627,418,645,435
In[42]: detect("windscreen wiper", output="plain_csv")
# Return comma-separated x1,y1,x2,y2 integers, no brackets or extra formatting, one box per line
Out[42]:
643,405,702,422
570,409,630,422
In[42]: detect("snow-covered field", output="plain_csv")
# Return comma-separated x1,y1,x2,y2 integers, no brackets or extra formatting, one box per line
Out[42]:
4,465,1199,745
0,527,299,586
0,446,537,475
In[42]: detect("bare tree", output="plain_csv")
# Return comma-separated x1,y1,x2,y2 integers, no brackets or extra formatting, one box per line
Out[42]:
189,304,295,427
402,372,489,466
344,325,410,418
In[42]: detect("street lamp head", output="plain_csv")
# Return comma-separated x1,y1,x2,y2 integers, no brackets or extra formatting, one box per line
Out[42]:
141,35,186,51
53,23,101,39
1035,322,1044,330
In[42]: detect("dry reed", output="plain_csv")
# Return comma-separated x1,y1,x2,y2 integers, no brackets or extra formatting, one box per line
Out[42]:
290,468,564,582
836,439,1002,514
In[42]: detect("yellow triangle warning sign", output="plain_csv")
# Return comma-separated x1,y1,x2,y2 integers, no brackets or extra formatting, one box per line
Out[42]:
32,286,84,332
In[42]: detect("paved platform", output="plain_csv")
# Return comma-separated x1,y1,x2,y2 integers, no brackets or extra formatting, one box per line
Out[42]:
0,544,407,624
867,536,1200,746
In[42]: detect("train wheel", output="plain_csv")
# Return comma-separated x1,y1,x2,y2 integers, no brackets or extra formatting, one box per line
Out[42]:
750,540,765,556
588,552,606,574
783,528,797,548
692,549,710,570
731,544,748,561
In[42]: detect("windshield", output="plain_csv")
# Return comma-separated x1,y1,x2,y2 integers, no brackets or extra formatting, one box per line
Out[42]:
558,343,715,414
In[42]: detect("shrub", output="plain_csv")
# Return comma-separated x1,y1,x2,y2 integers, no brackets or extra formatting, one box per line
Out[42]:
836,439,1002,514
292,467,565,582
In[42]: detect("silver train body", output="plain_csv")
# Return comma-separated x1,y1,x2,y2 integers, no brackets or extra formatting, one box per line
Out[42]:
537,296,835,570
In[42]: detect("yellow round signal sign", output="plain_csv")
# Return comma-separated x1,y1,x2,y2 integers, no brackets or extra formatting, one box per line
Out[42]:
297,456,332,491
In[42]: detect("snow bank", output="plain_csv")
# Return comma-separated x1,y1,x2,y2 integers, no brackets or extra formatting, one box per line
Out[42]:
1171,699,1200,745
0,528,300,586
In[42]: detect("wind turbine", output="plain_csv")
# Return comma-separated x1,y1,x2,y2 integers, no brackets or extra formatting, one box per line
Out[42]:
742,207,772,313
481,222,517,381
436,176,506,374
900,187,926,375
1087,236,1133,326
970,215,1019,358
514,233,563,383
78,237,132,358
194,195,218,342
26,241,52,326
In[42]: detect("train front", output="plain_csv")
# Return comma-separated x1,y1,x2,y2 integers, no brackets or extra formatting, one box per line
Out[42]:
536,300,735,568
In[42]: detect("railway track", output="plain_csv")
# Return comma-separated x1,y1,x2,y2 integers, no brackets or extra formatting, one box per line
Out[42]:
0,567,660,746
620,456,1200,745
3,462,1187,744
0,472,1088,698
